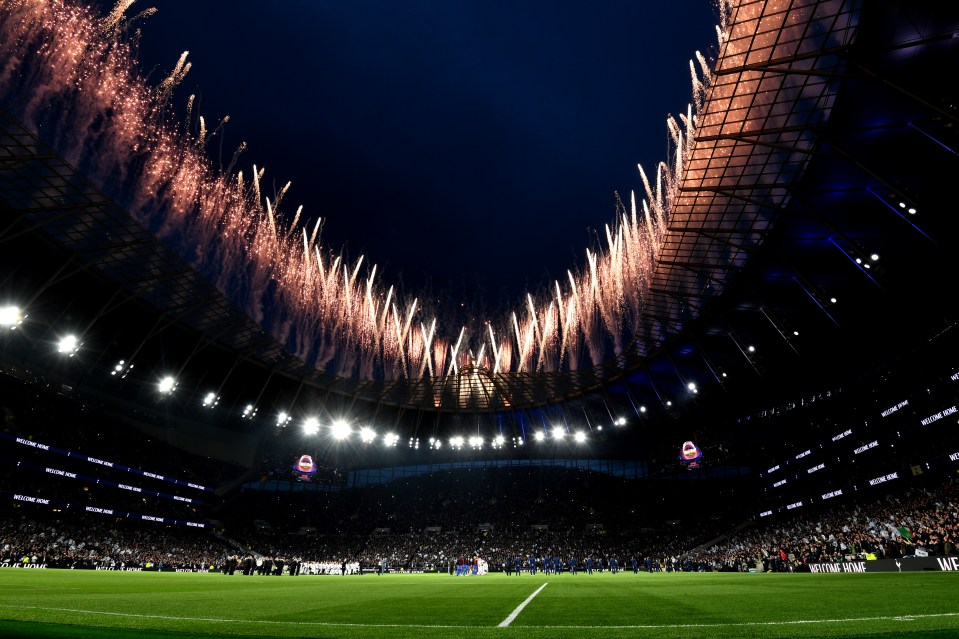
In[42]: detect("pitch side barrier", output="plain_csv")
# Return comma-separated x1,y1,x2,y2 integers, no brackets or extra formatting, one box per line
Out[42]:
0,562,218,572
805,557,959,573
0,431,213,494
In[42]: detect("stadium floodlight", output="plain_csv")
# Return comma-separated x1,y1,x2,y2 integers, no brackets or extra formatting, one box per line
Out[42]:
552,428,565,440
276,412,291,427
302,417,320,435
201,392,218,408
639,406,647,413
383,432,399,447
111,359,133,378
533,431,545,442
330,419,351,440
157,376,176,394
615,417,627,426
242,404,257,418
0,305,23,329
494,434,505,448
449,435,464,449
57,334,80,356
574,431,587,443
469,435,483,449
359,426,376,443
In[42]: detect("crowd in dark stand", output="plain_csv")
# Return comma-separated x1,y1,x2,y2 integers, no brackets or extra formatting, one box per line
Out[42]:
3,473,957,575
694,482,958,572
0,513,230,570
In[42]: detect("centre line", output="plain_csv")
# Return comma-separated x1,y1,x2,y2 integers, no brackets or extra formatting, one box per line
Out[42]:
498,582,548,627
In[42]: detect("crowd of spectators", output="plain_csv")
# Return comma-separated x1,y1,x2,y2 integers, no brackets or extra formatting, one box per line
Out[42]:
0,510,231,570
693,481,959,572
3,474,956,575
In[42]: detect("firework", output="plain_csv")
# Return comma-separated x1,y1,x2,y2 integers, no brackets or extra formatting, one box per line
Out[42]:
0,0,722,382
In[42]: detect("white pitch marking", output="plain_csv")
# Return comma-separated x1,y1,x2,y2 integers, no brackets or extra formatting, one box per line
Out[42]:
498,582,548,627
1,604,958,631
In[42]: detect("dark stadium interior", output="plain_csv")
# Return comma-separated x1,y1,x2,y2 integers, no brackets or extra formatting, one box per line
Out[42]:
2,0,959,578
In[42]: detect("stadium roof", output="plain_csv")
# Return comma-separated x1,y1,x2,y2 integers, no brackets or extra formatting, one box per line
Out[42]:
0,0,957,462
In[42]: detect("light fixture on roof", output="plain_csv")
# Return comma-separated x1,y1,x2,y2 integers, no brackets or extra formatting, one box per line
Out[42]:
277,412,291,427
359,426,376,443
574,431,587,443
553,428,565,440
242,404,257,418
111,359,133,378
157,376,176,394
469,435,483,449
533,431,545,442
449,435,464,448
201,392,218,408
302,417,320,435
330,420,351,440
0,305,23,329
57,334,80,356
383,432,399,447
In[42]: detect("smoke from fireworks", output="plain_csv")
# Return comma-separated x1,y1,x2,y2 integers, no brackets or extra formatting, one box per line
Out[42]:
0,0,723,382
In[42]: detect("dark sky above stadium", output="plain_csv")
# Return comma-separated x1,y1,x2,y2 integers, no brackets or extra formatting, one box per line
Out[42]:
130,0,719,314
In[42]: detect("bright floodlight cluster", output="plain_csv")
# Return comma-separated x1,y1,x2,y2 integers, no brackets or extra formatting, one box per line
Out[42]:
57,334,80,356
283,420,608,450
0,305,24,329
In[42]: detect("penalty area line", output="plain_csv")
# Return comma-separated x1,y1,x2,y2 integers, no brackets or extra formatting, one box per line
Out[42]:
498,582,548,627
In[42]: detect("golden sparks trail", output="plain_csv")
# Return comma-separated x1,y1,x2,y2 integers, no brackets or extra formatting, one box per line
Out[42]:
0,0,725,382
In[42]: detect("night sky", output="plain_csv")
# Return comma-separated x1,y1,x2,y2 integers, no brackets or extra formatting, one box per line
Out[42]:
129,0,719,317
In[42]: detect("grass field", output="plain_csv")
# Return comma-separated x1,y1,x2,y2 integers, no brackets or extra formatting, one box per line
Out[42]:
0,570,957,639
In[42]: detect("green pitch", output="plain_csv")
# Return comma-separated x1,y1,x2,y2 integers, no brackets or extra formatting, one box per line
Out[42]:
0,570,957,639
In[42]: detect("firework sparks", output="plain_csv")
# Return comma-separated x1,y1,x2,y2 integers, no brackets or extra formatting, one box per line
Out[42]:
0,0,720,382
